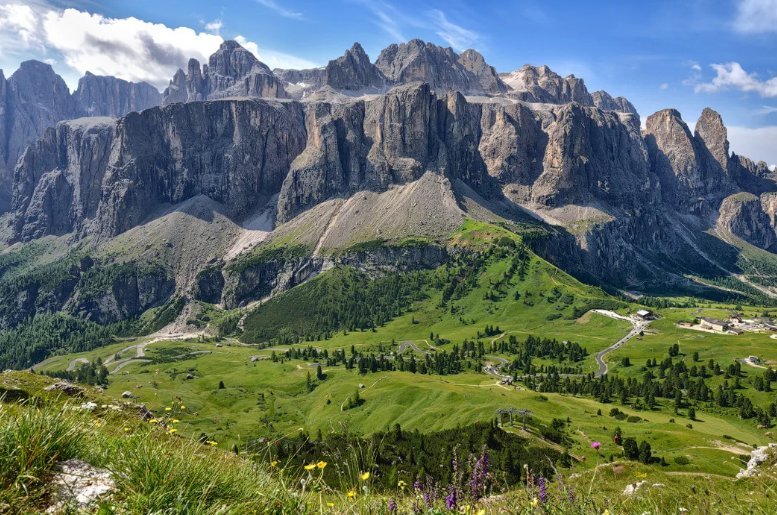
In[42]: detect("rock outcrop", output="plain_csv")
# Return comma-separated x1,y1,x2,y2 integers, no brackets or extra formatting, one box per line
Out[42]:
162,41,287,103
717,193,776,250
74,72,161,117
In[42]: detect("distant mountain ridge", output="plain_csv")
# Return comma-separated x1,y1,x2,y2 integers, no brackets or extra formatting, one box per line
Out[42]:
4,38,777,318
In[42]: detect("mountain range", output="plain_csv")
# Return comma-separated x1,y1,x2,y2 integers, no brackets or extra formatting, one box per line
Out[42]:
1,38,777,349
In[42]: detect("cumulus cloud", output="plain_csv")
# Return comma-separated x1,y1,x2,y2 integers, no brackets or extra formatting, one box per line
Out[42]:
0,2,316,90
429,9,480,51
695,62,777,97
734,0,777,33
728,125,777,169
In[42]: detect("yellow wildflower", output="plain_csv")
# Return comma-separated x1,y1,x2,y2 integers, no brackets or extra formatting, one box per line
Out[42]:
360,471,370,481
165,407,172,412
270,460,278,468
347,489,357,499
123,427,130,432
180,405,186,410
398,480,407,489
317,461,327,469
531,497,539,508
304,463,316,471
326,502,334,507
171,419,180,423
207,440,218,447
602,510,611,515
149,418,158,424
168,428,177,434
477,510,486,515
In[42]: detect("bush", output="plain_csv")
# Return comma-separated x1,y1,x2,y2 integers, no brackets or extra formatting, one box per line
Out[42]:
675,456,691,465
626,415,642,423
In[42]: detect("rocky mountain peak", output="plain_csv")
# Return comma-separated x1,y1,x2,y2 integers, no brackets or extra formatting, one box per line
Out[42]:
695,107,730,172
324,42,386,90
162,40,286,104
375,39,503,95
209,39,271,77
74,72,161,117
501,64,593,106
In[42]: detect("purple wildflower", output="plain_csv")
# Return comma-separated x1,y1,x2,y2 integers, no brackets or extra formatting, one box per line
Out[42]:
538,476,547,504
445,485,457,510
413,480,422,491
388,498,396,512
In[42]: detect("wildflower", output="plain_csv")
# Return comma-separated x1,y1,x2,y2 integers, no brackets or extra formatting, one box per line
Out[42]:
445,486,457,510
538,476,548,504
388,498,396,512
317,461,327,470
180,405,186,410
149,418,158,424
270,460,278,468
171,419,180,423
123,427,130,432
304,463,316,471
326,502,334,507
477,510,486,515
360,471,370,481
165,407,172,412
347,489,357,499
207,440,218,446
168,428,177,434
602,510,611,515
591,441,601,451
398,480,407,490
530,497,539,508
413,480,422,491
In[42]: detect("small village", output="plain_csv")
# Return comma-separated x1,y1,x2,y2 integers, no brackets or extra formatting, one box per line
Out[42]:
678,312,777,336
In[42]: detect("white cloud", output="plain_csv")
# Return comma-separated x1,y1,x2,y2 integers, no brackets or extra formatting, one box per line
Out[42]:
428,9,480,51
695,62,777,97
0,3,317,90
728,125,777,168
42,8,222,89
203,18,223,35
755,105,777,115
660,83,669,90
734,0,777,33
254,0,303,20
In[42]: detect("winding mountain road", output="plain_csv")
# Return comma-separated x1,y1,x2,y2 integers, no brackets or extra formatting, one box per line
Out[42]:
591,310,652,377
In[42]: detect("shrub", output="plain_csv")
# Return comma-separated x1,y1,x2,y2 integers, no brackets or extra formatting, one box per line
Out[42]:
675,456,691,465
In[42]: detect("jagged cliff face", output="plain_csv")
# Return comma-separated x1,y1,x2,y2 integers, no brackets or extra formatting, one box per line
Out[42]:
5,37,777,304
74,73,161,117
162,41,287,104
717,193,776,250
13,100,307,241
0,62,163,213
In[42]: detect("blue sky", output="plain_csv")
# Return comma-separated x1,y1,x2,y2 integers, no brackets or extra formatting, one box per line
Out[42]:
1,0,775,165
